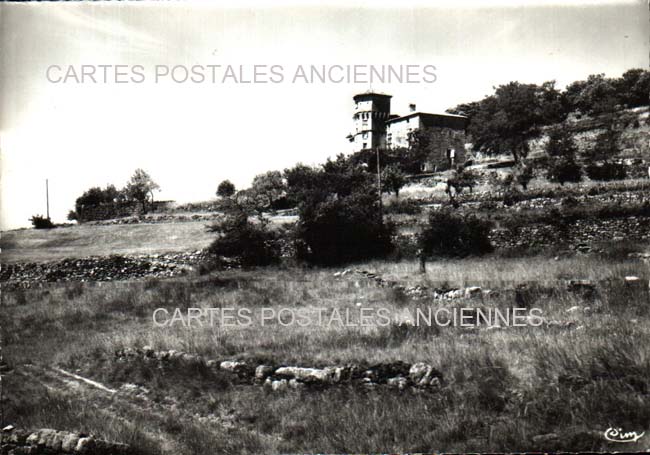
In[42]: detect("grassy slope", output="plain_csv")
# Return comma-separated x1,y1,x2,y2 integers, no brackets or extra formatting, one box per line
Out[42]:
3,257,649,454
0,221,214,263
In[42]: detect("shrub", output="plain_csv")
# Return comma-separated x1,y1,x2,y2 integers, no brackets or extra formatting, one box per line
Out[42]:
514,164,534,190
383,199,422,215
296,192,393,265
546,158,582,185
207,210,279,267
419,209,493,257
502,188,523,207
585,162,627,181
30,215,54,229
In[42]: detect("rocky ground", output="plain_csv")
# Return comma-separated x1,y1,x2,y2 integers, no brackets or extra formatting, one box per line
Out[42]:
0,251,208,290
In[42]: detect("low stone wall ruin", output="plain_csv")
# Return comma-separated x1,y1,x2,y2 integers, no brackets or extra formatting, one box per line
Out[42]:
115,346,444,392
1,427,131,455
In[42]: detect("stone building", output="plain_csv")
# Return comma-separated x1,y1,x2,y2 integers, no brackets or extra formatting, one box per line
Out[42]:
347,92,394,151
347,92,469,171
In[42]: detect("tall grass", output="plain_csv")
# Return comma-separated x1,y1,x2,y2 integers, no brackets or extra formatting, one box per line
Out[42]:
3,255,649,453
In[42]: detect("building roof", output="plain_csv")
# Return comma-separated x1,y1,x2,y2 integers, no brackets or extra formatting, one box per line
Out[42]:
385,111,467,124
353,91,392,101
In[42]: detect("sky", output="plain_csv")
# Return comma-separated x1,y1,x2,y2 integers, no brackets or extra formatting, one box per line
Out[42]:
1,0,648,230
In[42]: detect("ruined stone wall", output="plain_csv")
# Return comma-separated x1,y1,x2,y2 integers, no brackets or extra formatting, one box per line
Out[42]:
1,428,131,454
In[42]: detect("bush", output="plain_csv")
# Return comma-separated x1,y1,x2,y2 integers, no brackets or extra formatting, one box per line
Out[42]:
546,158,582,185
296,192,394,265
383,199,422,215
30,215,54,229
502,188,523,207
207,210,279,267
585,162,627,181
419,209,493,257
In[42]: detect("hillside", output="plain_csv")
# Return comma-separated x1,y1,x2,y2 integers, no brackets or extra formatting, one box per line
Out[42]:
526,105,650,166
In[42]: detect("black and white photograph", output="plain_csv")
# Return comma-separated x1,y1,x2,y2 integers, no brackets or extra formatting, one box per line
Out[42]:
1,0,649,453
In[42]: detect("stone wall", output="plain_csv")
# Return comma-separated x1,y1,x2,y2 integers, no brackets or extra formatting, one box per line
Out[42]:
115,346,444,392
0,251,207,290
1,427,131,454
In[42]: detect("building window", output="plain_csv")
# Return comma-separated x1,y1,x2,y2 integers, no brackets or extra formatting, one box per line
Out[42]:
362,132,368,139
363,142,367,149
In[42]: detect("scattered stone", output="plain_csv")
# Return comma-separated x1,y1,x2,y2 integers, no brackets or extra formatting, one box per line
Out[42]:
61,433,81,452
255,365,275,381
220,360,246,372
408,363,442,387
274,366,334,383
464,286,482,298
76,436,95,453
271,379,288,392
386,376,408,390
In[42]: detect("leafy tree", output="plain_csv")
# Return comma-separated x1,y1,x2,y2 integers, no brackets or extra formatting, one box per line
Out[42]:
458,81,567,163
284,163,329,208
544,126,582,185
284,157,374,208
124,169,160,213
216,180,236,198
615,68,650,108
564,74,619,115
74,184,122,213
381,164,407,198
249,171,286,210
545,125,578,158
585,121,620,162
446,100,482,118
584,121,626,181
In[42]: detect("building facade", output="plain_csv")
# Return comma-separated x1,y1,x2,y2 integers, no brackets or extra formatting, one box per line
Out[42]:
347,92,469,171
347,92,394,152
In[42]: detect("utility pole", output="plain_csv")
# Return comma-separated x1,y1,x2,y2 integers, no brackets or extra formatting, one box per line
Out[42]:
376,147,383,221
46,179,50,219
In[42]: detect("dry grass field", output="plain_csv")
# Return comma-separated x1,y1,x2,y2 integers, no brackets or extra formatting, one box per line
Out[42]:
0,222,215,263
3,255,649,454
